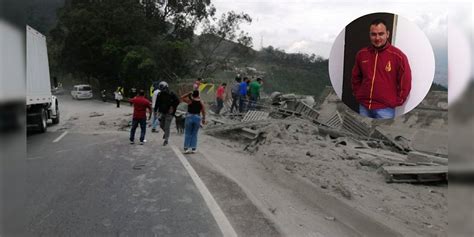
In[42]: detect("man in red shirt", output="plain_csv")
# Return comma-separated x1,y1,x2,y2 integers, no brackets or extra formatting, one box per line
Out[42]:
352,18,412,119
129,90,152,145
215,83,226,115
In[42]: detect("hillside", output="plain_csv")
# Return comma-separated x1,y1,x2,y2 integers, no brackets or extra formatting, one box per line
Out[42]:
194,34,331,97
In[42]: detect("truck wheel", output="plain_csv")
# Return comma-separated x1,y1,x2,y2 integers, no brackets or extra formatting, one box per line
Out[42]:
38,108,48,133
52,106,60,124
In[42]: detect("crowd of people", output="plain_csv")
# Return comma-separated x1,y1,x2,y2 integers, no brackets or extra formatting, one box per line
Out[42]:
223,75,263,115
124,75,263,154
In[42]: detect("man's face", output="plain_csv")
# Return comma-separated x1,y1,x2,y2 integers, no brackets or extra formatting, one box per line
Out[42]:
369,23,390,48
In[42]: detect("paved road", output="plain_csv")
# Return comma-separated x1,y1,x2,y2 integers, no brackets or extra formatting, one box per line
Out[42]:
26,130,222,236
25,95,280,236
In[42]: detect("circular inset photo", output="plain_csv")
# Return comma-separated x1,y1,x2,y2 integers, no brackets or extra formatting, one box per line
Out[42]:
328,12,435,119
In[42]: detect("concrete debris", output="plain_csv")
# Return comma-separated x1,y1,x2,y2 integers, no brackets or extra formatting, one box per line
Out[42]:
374,127,411,153
382,165,448,183
117,119,130,130
89,112,104,117
334,181,352,199
359,156,386,169
132,164,146,170
324,216,335,221
407,151,448,165
205,87,448,188
199,87,446,236
333,137,370,149
268,207,277,214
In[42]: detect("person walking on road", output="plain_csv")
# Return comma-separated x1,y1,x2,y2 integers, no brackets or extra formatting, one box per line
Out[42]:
114,86,124,108
230,75,241,113
155,81,179,146
151,83,161,133
180,90,206,154
129,90,152,145
215,83,226,115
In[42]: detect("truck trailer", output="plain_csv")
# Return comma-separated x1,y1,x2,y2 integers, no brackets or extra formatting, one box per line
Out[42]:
26,25,59,132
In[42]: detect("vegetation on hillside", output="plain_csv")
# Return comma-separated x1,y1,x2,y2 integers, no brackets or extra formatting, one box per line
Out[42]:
430,83,448,91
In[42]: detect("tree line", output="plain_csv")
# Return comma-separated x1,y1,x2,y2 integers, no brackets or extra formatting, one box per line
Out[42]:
46,0,252,92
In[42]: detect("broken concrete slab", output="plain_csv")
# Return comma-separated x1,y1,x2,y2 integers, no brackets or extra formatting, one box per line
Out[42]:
355,149,407,163
407,151,448,165
382,165,448,183
241,128,261,140
373,127,410,153
333,137,370,149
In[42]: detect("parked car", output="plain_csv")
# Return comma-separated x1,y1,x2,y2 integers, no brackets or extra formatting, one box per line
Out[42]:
71,84,93,99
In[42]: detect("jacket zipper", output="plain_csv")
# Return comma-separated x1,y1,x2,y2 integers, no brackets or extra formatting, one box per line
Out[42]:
368,52,378,109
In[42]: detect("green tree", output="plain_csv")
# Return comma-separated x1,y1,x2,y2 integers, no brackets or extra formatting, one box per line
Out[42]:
49,0,215,89
121,46,157,90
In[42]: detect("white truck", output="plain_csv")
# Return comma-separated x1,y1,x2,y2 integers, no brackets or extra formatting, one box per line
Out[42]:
26,25,59,132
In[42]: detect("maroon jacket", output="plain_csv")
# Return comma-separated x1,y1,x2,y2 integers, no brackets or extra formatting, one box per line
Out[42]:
352,43,412,110
129,96,151,119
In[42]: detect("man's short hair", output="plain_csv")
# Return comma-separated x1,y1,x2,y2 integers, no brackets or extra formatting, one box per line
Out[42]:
222,83,227,86
197,77,202,81
192,90,199,98
370,18,388,28
257,78,262,82
138,89,145,96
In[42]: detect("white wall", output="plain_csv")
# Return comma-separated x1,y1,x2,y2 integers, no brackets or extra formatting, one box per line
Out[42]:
392,15,435,116
328,29,345,98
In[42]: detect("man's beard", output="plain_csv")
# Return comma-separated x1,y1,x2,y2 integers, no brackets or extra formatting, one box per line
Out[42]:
374,41,388,49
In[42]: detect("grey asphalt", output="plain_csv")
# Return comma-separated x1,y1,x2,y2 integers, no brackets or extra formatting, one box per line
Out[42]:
26,131,222,236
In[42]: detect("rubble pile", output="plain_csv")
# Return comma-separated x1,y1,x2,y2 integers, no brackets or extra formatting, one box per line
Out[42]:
203,88,448,235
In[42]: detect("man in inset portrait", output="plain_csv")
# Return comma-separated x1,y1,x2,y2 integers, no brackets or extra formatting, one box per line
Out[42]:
351,18,412,119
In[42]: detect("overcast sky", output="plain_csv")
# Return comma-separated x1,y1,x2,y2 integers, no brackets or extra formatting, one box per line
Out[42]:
209,0,470,60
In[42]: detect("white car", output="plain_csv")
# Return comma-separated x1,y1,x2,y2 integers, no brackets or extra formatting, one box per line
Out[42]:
71,84,93,99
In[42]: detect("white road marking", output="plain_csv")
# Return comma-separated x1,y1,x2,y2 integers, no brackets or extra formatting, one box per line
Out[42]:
171,145,237,237
53,131,68,143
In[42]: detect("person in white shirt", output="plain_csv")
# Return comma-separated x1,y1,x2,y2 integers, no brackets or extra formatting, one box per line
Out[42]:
151,85,161,132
